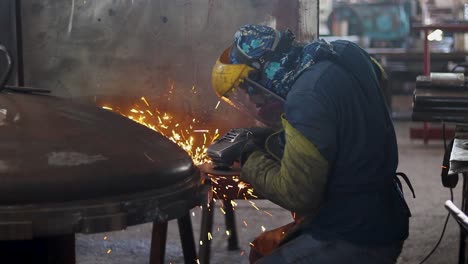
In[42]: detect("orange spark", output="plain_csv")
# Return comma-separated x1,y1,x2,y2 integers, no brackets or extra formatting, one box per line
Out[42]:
249,201,260,210
141,97,150,106
263,210,273,217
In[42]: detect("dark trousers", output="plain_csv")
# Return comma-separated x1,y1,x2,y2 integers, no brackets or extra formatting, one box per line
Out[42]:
255,233,404,264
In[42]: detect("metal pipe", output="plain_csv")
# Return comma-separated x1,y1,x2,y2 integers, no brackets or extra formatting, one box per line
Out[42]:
0,45,12,91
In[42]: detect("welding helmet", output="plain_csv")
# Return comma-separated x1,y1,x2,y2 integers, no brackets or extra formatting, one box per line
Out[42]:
211,25,294,127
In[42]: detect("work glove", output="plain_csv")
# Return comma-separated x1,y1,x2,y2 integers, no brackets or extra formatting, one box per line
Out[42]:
207,127,284,169
240,127,284,165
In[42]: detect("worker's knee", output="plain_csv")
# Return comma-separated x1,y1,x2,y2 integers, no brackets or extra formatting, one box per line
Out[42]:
248,222,296,263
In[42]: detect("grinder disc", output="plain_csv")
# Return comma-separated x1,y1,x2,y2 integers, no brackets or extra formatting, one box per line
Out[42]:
199,163,241,177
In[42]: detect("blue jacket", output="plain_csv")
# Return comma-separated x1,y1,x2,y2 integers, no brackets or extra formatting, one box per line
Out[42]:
286,40,409,244
241,40,409,245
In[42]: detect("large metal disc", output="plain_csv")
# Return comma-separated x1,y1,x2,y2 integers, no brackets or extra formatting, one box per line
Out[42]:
0,92,197,205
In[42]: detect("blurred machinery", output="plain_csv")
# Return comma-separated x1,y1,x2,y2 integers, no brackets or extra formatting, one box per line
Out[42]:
326,2,411,48
412,72,468,123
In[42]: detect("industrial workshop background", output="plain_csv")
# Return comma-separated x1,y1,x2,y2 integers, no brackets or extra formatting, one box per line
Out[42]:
1,0,468,264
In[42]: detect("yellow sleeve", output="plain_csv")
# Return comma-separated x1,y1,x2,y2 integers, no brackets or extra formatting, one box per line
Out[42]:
240,116,329,215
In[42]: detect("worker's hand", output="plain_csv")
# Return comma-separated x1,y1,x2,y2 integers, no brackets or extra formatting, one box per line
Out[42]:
239,127,277,165
246,127,277,146
239,140,261,165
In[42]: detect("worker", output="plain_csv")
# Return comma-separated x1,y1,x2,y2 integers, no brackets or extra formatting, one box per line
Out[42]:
211,24,412,263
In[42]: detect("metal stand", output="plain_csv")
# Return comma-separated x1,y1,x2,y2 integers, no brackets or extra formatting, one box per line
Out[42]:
150,213,198,264
177,213,198,264
199,200,214,264
150,221,168,264
224,199,240,250
199,198,241,264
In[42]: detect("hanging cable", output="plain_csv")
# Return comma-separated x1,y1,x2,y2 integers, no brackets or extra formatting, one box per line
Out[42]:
418,122,454,264
0,44,12,92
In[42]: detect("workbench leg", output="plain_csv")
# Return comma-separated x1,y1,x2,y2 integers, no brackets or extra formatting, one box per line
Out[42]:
459,173,468,264
0,234,76,264
177,213,198,264
199,200,214,264
46,234,76,264
224,199,240,250
150,221,168,264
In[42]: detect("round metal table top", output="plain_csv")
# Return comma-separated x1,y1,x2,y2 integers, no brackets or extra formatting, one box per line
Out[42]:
0,92,197,205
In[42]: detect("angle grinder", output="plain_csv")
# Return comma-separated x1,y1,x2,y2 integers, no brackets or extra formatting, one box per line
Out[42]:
200,127,281,176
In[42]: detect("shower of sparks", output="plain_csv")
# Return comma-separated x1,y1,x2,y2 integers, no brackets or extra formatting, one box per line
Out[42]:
247,188,258,198
101,94,277,242
101,96,219,166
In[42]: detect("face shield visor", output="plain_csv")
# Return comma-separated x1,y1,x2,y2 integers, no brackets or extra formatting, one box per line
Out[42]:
212,45,287,128
222,76,285,128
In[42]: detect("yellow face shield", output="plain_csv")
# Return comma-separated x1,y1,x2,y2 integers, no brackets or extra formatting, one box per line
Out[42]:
211,47,285,128
211,47,256,98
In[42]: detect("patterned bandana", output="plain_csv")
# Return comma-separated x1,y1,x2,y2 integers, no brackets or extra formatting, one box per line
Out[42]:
230,24,337,99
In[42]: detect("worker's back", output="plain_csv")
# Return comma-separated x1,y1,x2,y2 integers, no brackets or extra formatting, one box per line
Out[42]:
285,40,409,244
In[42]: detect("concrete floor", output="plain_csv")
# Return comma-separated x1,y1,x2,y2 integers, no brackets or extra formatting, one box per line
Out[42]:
75,121,464,264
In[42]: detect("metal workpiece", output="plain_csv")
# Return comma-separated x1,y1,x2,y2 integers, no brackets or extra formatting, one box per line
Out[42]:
0,91,210,263
450,130,468,175
0,92,198,204
0,92,209,234
416,73,468,88
0,174,208,241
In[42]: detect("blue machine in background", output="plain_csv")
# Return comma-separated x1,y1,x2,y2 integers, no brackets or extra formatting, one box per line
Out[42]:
327,2,412,47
